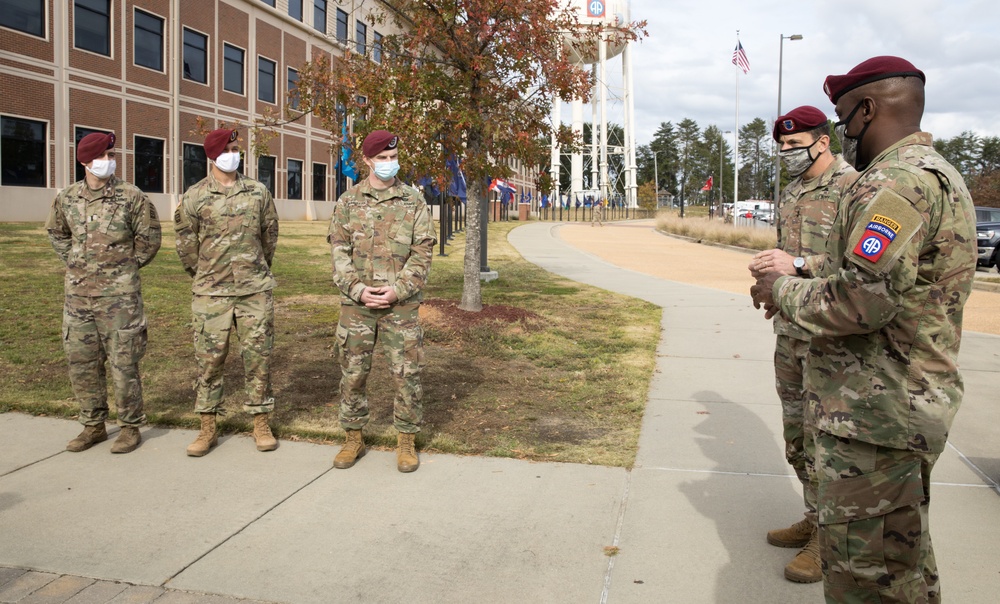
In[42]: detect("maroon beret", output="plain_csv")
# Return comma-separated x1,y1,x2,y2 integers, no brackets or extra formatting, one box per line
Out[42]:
77,132,116,164
824,56,925,104
773,106,829,141
204,128,238,160
362,130,399,158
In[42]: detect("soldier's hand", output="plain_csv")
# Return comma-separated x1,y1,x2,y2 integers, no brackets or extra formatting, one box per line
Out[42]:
360,287,390,309
750,272,779,312
750,249,795,278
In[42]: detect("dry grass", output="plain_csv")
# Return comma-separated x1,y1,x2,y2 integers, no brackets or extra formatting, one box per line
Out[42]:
656,210,777,251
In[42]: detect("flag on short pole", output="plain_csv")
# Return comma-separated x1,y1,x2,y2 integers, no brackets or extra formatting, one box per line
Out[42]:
701,176,713,191
732,41,750,74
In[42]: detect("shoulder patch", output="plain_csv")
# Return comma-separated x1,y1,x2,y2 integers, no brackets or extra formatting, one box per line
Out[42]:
848,188,923,275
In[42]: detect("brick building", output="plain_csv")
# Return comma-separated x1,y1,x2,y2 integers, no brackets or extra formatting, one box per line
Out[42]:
0,0,395,221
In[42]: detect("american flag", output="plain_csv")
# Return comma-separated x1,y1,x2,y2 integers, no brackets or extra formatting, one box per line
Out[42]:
732,41,750,74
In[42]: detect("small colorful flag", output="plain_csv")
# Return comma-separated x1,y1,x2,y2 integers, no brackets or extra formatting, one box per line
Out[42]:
732,41,750,74
701,176,713,191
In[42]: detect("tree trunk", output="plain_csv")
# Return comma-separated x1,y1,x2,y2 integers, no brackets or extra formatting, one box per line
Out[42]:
459,130,484,312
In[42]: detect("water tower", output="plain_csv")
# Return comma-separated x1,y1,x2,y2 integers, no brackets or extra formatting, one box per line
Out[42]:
553,0,637,208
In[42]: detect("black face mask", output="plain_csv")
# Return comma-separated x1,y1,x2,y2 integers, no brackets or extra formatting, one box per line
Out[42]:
835,100,870,170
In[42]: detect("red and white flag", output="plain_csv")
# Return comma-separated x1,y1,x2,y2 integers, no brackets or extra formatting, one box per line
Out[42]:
732,41,750,74
701,176,713,191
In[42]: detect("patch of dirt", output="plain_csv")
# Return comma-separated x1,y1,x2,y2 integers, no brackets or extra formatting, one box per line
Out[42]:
420,298,544,333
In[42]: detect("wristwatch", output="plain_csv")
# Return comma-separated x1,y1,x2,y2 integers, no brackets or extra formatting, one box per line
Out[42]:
793,256,807,277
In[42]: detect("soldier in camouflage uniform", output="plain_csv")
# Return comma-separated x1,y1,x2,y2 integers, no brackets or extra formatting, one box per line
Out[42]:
752,57,977,603
749,106,857,583
46,132,161,454
328,130,437,473
173,128,280,457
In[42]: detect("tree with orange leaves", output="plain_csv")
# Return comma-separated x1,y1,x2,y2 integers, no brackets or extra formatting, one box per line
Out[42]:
291,0,645,311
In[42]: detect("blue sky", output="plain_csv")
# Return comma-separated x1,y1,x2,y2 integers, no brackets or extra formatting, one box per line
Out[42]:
624,0,1000,145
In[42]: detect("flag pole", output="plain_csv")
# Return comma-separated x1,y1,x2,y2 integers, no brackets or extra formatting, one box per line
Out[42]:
734,32,740,209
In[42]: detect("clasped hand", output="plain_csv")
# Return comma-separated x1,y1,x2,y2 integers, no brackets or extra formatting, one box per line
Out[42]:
360,285,398,309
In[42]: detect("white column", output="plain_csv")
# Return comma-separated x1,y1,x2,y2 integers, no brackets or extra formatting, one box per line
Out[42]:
571,98,584,202
599,32,608,204
623,39,637,207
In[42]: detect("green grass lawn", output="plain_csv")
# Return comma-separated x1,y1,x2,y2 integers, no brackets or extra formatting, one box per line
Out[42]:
0,219,660,467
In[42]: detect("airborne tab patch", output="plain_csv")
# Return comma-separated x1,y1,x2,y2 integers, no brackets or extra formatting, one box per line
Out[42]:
854,214,901,263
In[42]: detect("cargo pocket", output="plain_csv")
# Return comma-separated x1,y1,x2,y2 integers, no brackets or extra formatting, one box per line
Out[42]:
114,319,148,365
818,460,925,589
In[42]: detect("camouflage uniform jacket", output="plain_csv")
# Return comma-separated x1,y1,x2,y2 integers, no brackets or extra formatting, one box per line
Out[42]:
773,157,857,340
174,172,279,296
773,132,977,453
328,179,437,305
46,176,161,297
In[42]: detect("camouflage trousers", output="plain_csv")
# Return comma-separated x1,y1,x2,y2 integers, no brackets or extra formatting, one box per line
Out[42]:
815,431,940,604
592,206,603,226
774,334,817,523
336,302,424,433
191,291,275,414
62,293,147,426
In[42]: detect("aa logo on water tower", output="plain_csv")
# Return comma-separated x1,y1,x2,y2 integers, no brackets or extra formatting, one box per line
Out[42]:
588,0,606,18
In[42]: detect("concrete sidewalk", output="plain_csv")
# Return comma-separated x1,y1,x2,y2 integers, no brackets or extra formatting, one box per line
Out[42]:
2,221,998,603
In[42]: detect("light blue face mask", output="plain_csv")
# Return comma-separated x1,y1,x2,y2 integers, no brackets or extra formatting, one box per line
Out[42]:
373,159,400,181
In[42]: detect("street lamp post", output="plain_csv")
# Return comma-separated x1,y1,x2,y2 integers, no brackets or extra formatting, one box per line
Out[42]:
774,33,803,222
653,151,659,208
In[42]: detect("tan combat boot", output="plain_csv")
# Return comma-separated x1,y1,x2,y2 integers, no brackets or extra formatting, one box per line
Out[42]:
252,413,278,452
66,424,108,452
785,528,822,583
110,426,141,454
767,517,813,548
186,413,218,457
333,429,365,469
396,432,419,473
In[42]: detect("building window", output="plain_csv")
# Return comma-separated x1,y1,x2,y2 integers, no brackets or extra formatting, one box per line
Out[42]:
313,0,327,34
373,31,383,63
223,44,245,95
74,0,111,56
134,136,163,193
0,0,44,37
183,28,207,83
336,9,348,44
289,0,302,21
258,156,275,197
133,9,164,71
288,159,302,200
260,0,275,6
74,127,113,181
1,116,46,187
356,21,366,55
313,163,326,201
287,68,299,110
182,143,207,192
258,57,276,103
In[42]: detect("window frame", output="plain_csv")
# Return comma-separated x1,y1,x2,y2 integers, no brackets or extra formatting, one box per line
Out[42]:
0,114,48,187
182,142,207,192
313,0,327,34
258,55,277,104
133,135,165,193
73,0,112,57
335,9,348,44
355,20,366,55
312,162,327,201
223,42,246,96
373,31,383,63
258,155,276,197
0,0,46,38
287,67,300,110
132,8,165,72
288,0,303,22
287,158,303,200
182,27,209,85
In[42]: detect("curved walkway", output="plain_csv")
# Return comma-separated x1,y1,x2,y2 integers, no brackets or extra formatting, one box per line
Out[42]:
0,220,997,604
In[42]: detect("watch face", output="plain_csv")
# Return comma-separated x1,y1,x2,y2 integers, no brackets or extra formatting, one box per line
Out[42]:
794,257,806,268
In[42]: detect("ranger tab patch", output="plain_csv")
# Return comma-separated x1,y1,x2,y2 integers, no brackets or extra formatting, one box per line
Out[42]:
853,214,900,263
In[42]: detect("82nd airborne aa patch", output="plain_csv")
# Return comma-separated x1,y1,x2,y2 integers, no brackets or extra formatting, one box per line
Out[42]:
853,214,901,263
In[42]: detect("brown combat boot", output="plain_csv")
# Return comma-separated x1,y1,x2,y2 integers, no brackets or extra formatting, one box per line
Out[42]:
66,424,108,452
396,432,419,473
785,528,822,583
333,429,365,469
252,413,278,452
186,413,218,457
767,517,813,548
110,426,141,454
